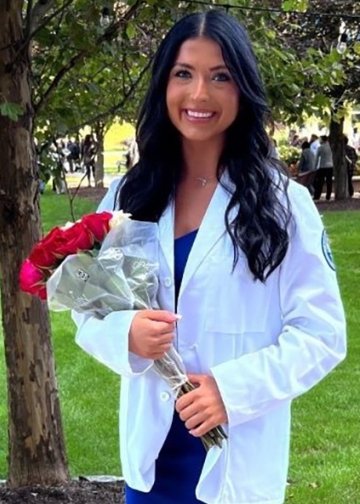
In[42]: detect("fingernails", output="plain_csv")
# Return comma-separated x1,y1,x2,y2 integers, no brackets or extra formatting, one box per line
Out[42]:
175,314,182,320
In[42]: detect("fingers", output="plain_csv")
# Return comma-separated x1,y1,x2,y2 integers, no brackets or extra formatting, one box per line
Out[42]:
151,344,173,360
176,389,195,412
130,333,174,359
189,419,216,437
184,412,206,431
187,373,203,385
128,310,178,359
137,310,180,335
152,320,177,335
175,375,228,436
176,375,203,411
146,309,181,323
176,391,203,423
178,404,203,430
177,402,219,436
156,333,174,346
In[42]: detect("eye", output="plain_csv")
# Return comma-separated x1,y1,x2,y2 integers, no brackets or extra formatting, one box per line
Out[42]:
173,69,192,79
213,72,231,82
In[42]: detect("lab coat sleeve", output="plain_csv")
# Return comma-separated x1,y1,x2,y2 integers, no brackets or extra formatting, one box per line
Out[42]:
96,176,122,212
73,310,153,376
211,182,346,426
72,178,153,376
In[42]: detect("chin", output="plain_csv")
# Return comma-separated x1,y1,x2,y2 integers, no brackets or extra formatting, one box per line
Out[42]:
180,130,219,143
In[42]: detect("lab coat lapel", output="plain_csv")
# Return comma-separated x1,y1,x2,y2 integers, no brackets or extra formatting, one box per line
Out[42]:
179,179,234,298
158,201,175,278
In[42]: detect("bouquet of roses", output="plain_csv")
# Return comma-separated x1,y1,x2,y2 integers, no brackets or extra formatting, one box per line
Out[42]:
19,211,226,451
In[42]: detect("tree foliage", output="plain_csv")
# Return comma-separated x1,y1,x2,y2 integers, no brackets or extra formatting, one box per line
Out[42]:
270,0,360,112
267,0,360,198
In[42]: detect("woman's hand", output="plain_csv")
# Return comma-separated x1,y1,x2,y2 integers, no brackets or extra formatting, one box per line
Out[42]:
175,373,228,437
129,310,178,360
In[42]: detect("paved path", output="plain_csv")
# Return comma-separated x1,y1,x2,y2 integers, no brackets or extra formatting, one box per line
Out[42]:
65,172,122,189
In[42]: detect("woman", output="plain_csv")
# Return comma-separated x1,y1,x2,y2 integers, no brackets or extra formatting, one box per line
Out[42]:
297,141,315,173
81,134,97,187
74,10,346,504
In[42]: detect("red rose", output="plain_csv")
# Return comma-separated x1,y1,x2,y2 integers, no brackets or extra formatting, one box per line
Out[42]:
81,211,112,242
29,227,67,268
56,222,94,255
19,259,47,299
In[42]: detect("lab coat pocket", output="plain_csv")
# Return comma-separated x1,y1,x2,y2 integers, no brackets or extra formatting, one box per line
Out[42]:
204,251,267,335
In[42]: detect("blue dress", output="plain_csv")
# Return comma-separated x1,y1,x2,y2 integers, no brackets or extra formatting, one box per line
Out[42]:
126,230,206,503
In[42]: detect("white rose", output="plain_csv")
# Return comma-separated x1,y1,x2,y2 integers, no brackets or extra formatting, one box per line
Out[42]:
109,210,132,229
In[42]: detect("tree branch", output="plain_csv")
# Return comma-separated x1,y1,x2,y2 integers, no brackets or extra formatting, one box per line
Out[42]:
8,0,74,68
24,0,34,39
33,7,67,101
75,57,152,130
34,0,144,116
28,0,75,43
30,0,58,32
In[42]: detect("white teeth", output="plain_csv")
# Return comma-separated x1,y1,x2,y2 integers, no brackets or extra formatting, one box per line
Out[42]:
186,110,213,118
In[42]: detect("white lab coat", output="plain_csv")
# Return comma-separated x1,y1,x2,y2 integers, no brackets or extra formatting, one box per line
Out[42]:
74,174,346,504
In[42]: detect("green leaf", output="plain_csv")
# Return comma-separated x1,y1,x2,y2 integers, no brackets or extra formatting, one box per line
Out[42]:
353,42,360,56
282,0,295,11
0,102,24,121
126,23,136,39
267,30,277,41
282,0,308,12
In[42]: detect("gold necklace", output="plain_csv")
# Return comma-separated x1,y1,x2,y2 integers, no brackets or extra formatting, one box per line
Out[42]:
194,175,217,187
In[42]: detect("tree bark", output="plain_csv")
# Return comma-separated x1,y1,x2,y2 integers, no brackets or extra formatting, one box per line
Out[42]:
329,114,348,200
94,121,105,188
0,1,69,487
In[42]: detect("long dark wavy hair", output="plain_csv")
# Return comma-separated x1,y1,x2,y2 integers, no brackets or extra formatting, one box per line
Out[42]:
116,10,291,282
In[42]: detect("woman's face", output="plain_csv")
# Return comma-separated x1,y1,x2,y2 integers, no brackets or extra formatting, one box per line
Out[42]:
166,36,239,146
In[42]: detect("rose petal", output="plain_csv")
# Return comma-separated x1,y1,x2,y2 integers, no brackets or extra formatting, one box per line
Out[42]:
57,222,94,254
29,227,67,268
19,259,46,298
81,212,112,242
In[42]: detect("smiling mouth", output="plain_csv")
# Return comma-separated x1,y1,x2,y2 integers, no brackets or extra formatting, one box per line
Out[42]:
184,109,216,120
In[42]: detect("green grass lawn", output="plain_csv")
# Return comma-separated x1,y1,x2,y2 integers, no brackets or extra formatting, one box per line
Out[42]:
43,192,122,476
40,190,98,228
0,200,359,502
285,211,360,503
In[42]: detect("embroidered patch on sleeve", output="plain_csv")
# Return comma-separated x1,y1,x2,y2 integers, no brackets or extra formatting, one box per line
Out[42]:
321,229,336,271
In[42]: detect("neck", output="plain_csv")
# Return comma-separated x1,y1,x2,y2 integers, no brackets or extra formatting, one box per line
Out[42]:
181,136,224,179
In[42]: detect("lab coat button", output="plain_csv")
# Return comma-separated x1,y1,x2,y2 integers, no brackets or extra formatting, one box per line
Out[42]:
163,277,172,288
160,391,171,402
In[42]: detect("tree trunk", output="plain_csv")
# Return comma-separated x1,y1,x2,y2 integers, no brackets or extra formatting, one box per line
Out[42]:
94,121,105,188
329,114,347,200
0,2,69,487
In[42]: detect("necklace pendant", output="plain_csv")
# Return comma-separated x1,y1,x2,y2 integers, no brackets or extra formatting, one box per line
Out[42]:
196,176,208,187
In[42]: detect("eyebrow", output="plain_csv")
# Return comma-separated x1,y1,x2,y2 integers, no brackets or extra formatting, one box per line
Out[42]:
173,62,229,71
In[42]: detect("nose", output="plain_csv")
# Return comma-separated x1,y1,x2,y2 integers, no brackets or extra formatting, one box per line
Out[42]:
191,76,210,102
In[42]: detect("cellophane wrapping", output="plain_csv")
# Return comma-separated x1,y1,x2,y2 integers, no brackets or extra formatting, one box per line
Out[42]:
47,217,188,392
